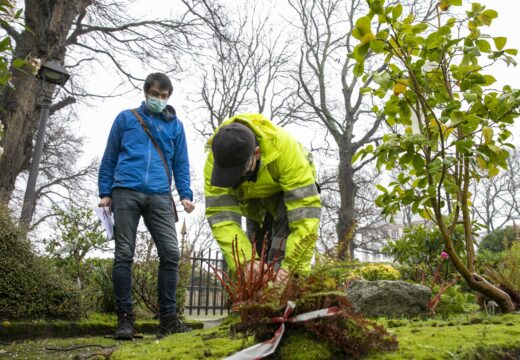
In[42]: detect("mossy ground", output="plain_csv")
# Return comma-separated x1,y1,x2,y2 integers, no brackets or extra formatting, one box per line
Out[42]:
0,312,203,342
1,312,519,359
368,313,520,359
0,336,118,359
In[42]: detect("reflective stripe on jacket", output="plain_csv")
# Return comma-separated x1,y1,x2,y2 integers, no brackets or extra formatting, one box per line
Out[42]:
98,102,193,201
204,113,321,274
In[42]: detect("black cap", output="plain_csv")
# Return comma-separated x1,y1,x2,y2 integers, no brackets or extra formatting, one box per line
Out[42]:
211,123,256,187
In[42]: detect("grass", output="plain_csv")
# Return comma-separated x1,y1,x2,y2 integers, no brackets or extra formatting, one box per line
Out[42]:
0,312,519,359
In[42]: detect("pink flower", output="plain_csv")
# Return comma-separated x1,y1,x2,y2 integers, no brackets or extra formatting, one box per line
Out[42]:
440,251,449,259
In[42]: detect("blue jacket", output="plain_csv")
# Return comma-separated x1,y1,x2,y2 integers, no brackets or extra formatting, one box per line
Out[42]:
98,102,193,201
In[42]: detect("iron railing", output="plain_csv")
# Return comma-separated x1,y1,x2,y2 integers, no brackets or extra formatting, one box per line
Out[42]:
185,249,230,315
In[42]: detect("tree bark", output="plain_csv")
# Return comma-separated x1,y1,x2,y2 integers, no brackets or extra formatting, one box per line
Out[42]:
0,0,93,201
336,146,358,260
438,221,514,313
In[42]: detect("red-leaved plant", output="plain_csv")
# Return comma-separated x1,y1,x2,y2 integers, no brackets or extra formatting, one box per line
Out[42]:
208,235,287,322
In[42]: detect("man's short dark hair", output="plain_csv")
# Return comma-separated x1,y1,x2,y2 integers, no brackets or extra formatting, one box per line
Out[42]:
144,73,173,96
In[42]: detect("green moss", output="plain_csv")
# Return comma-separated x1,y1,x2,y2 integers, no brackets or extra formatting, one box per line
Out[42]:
112,325,254,360
0,313,202,341
0,336,118,359
367,313,520,359
276,330,338,360
2,312,519,360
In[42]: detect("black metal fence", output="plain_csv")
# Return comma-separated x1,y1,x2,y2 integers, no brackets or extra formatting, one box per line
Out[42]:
185,249,230,315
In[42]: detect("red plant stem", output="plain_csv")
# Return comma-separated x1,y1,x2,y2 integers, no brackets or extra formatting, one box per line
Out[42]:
207,236,290,320
428,275,461,313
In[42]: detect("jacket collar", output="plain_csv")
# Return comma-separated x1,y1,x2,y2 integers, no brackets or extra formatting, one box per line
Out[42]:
139,101,177,122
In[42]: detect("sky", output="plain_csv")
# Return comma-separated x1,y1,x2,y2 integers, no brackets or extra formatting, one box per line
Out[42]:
73,0,520,231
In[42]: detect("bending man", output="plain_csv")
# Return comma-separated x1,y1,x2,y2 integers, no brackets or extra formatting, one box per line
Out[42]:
204,113,321,279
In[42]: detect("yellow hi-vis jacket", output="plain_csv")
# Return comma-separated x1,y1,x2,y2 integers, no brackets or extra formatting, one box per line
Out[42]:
204,113,321,274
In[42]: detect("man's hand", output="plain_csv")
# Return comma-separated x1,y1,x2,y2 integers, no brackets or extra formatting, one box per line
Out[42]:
243,260,268,279
98,196,112,208
243,261,290,285
181,199,195,213
274,268,289,285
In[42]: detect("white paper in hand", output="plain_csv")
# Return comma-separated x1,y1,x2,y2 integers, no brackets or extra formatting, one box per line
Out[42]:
94,206,114,241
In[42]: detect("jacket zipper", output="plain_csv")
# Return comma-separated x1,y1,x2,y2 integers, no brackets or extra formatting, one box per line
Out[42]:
145,137,151,186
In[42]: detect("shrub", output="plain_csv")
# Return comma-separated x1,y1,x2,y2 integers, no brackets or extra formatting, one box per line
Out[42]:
43,205,110,288
485,242,520,310
478,226,516,254
434,285,477,316
132,258,159,316
87,258,115,313
0,205,83,320
176,254,191,316
311,255,361,288
132,255,191,318
352,264,400,281
383,224,462,282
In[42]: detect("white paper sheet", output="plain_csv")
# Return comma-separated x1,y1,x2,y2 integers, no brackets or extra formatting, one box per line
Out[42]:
94,206,114,241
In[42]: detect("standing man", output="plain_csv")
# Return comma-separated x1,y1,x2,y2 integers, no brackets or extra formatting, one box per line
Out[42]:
204,113,321,281
98,73,195,340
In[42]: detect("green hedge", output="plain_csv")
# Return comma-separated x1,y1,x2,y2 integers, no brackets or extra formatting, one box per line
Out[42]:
0,205,83,320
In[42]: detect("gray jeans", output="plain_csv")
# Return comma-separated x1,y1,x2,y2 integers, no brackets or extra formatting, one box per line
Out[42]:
111,188,179,316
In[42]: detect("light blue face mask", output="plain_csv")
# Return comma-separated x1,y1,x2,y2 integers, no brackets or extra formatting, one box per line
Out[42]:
146,96,167,113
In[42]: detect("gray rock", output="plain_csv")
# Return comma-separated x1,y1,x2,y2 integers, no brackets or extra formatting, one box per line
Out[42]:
345,280,431,318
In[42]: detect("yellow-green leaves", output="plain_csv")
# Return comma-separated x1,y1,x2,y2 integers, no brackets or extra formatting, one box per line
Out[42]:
352,16,372,42
479,9,498,26
483,75,496,86
449,110,464,128
476,39,491,53
352,16,375,62
493,36,507,51
439,0,462,12
367,0,385,15
412,23,428,34
392,4,402,20
439,1,450,12
353,62,364,78
482,126,493,144
352,144,374,164
393,81,407,95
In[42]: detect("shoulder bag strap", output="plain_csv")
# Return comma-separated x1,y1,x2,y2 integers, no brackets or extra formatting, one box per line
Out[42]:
131,109,179,222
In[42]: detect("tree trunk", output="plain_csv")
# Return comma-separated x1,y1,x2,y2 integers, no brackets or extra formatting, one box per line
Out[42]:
0,0,93,201
336,148,358,260
439,222,514,313
0,75,40,201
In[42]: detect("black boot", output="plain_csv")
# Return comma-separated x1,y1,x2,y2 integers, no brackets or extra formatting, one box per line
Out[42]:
156,313,191,339
114,313,134,340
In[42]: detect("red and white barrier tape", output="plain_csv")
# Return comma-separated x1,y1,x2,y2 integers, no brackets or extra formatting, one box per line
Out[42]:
224,301,343,360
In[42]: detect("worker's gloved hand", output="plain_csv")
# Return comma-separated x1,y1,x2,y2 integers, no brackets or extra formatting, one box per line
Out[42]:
274,268,289,285
243,261,290,286
243,260,268,280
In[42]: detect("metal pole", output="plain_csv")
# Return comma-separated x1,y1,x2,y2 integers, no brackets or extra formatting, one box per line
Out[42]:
20,84,53,226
